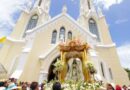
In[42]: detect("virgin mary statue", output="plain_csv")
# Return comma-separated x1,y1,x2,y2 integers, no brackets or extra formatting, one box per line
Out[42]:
65,58,84,82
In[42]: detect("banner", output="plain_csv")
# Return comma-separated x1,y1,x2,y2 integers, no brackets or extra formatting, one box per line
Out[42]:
0,37,6,43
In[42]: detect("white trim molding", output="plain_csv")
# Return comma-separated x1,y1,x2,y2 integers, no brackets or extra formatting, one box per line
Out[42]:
96,43,116,48
22,48,31,53
7,37,25,44
89,50,98,57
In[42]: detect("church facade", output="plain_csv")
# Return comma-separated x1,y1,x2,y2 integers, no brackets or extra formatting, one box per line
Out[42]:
0,0,129,85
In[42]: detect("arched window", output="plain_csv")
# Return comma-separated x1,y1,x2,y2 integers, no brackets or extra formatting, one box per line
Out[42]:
109,68,113,80
51,30,57,44
59,27,65,42
38,0,42,6
26,14,39,30
23,14,38,37
100,62,105,78
68,31,72,40
89,18,100,41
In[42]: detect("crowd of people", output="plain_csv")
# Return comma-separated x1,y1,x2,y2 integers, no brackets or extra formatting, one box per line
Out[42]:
106,83,130,90
0,78,130,90
0,78,44,90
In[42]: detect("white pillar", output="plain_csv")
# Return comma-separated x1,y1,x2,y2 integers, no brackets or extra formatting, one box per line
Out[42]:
39,70,48,84
89,49,102,81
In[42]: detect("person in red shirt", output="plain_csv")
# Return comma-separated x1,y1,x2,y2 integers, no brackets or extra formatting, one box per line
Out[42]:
116,85,122,90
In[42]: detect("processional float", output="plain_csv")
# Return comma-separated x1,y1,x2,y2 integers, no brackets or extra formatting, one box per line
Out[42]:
57,39,93,83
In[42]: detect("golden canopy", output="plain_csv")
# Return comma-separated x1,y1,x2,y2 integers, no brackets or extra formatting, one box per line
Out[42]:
57,39,91,83
59,39,90,52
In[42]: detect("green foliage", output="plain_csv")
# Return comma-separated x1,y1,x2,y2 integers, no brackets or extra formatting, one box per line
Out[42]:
87,63,97,74
53,59,64,73
124,68,130,80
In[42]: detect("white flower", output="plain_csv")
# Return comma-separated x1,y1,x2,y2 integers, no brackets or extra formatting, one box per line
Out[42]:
80,86,85,90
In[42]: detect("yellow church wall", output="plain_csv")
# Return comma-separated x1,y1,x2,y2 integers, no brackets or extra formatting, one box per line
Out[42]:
0,41,24,77
19,54,41,82
98,17,113,44
40,49,60,74
96,46,130,85
0,43,10,64
10,12,29,39
81,13,113,45
81,14,103,44
10,9,44,39
88,52,112,84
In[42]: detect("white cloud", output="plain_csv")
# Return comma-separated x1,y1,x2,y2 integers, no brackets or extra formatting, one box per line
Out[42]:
0,0,33,37
117,43,130,69
94,0,124,9
0,0,26,23
115,19,128,24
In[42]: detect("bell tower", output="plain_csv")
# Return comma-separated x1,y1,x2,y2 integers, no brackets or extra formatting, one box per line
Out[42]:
10,0,51,39
78,0,113,44
34,0,51,14
32,0,51,26
78,0,97,29
80,0,96,16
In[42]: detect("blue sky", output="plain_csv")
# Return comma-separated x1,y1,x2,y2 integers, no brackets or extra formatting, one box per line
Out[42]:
103,0,130,46
0,0,130,68
50,0,80,19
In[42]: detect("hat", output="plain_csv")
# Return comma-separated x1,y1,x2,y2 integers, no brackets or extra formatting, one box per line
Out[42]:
107,82,115,90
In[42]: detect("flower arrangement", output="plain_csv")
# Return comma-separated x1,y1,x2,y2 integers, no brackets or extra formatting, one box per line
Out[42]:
44,81,101,90
53,59,64,74
86,62,97,75
77,82,101,90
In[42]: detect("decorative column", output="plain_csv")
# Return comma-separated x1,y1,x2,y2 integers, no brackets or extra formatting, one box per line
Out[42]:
82,49,91,82
89,49,102,81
